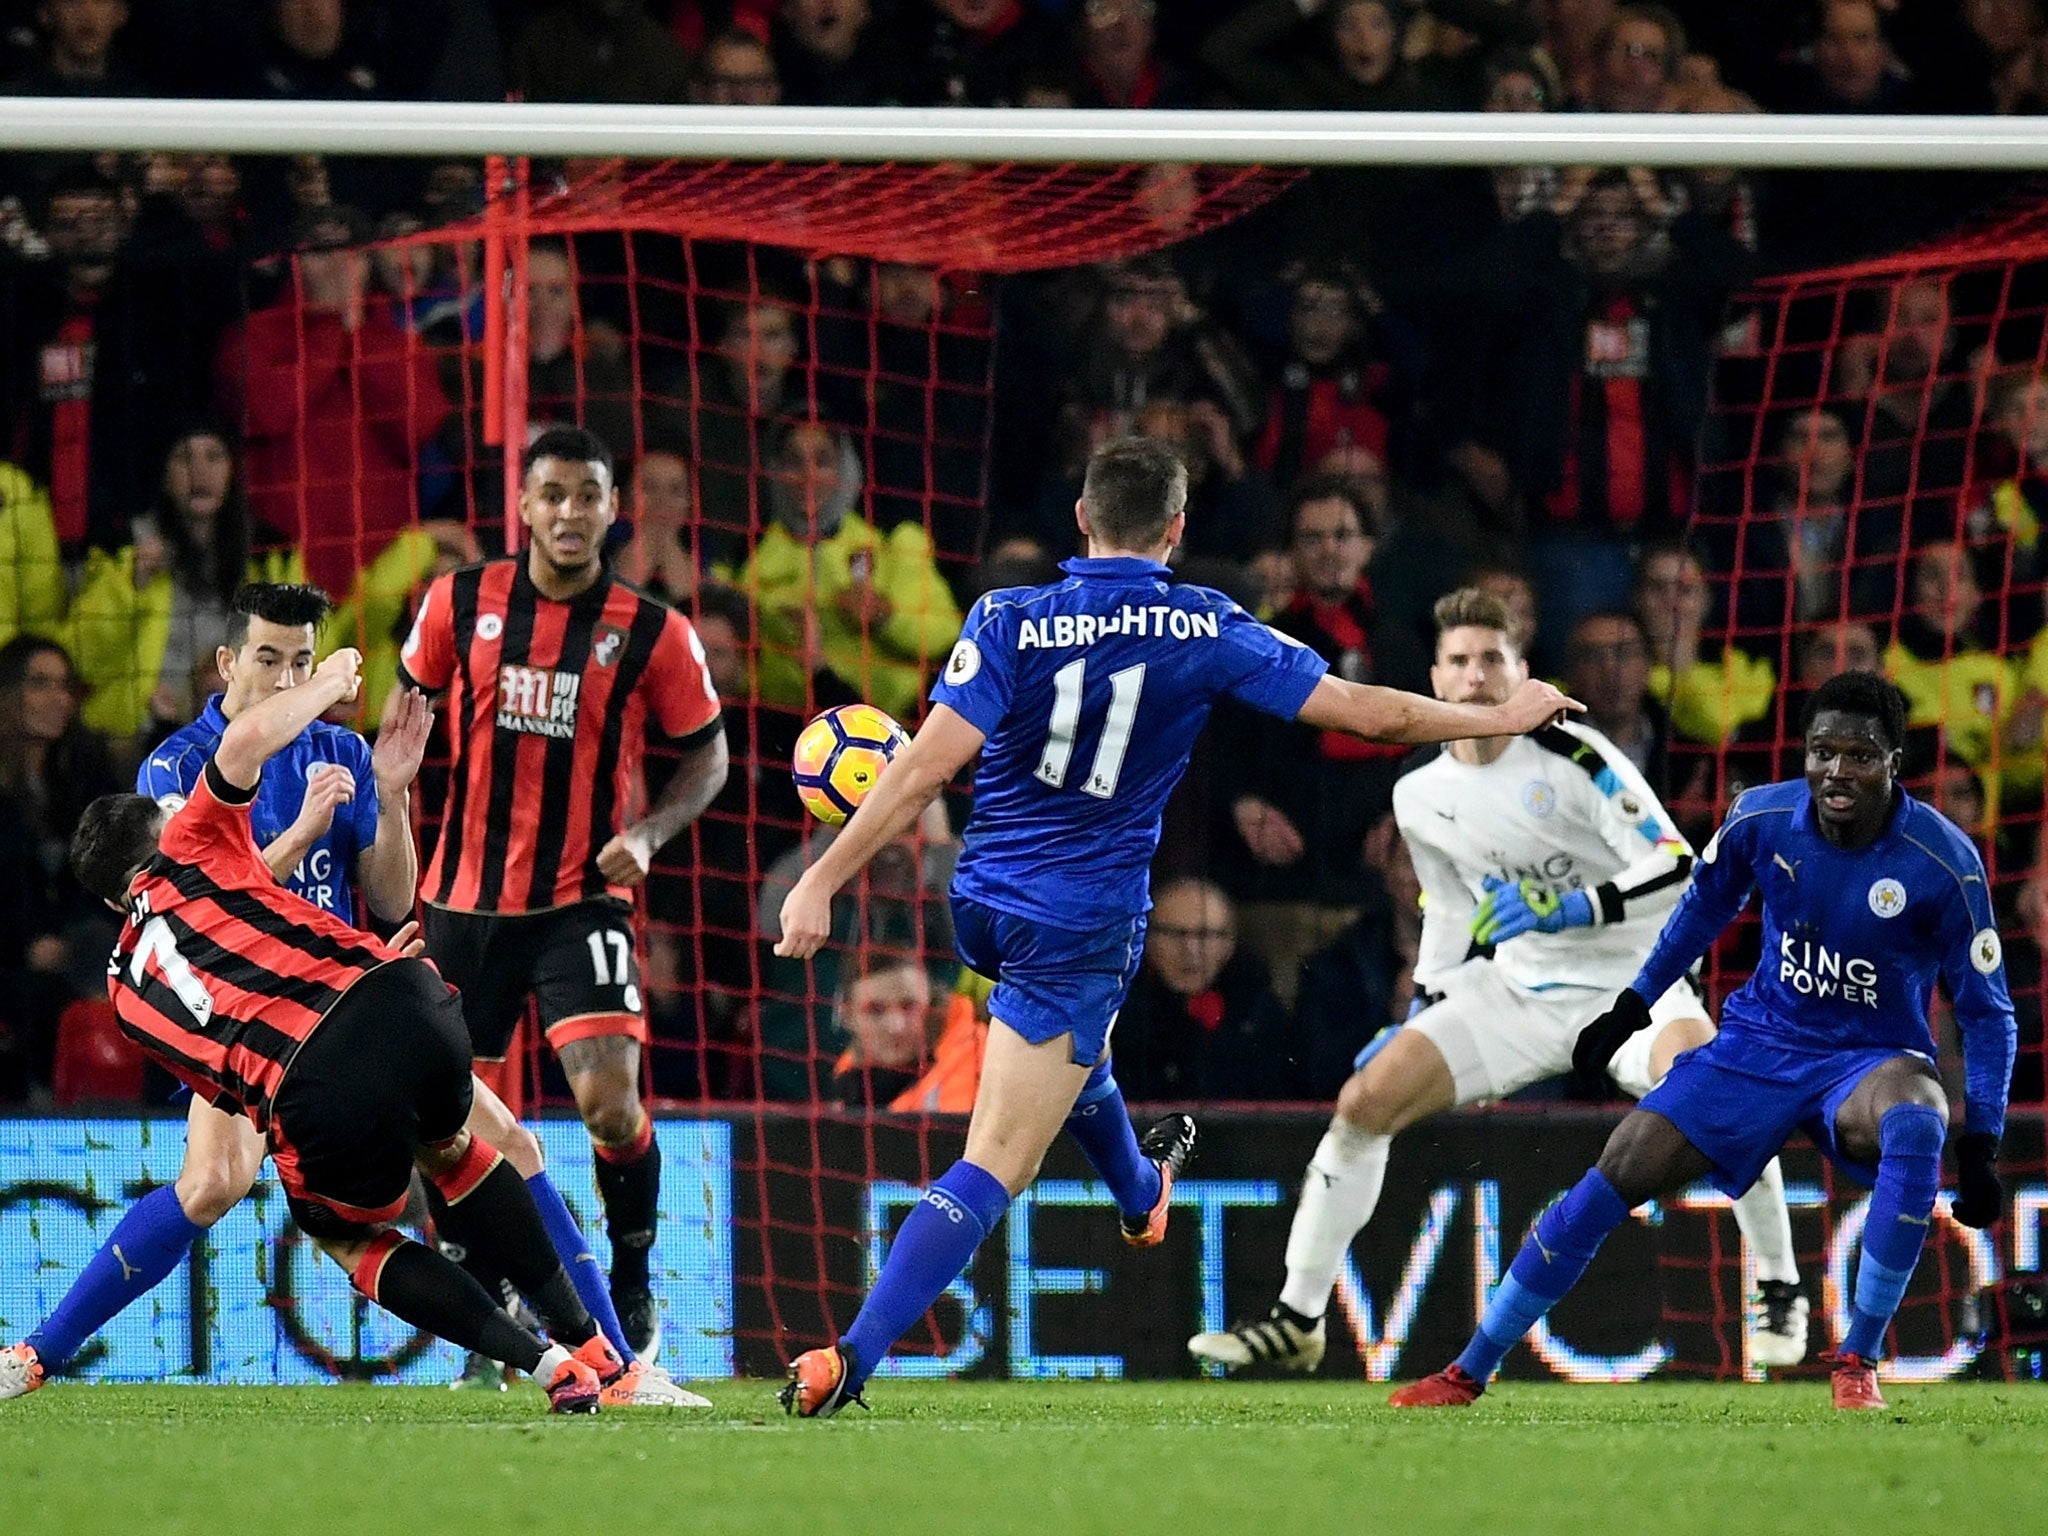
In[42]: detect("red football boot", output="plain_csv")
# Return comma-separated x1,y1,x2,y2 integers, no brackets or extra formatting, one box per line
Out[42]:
1388,1364,1485,1407
1821,1350,1887,1410
779,1344,866,1419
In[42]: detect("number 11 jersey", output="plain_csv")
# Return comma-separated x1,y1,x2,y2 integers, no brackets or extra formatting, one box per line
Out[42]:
931,555,1329,930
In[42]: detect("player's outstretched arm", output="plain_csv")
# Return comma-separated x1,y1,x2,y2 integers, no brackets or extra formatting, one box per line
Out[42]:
1293,675,1582,745
775,704,986,961
214,649,363,790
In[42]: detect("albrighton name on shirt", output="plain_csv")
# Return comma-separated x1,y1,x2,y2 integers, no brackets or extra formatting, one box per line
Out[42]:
497,664,582,738
1017,607,1221,649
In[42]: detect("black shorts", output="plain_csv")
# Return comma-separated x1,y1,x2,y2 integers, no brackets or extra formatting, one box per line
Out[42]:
269,958,474,1241
422,899,646,1062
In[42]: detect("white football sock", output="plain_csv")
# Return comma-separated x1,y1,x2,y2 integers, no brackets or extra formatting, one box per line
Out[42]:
535,1343,574,1380
1278,1118,1390,1320
1730,1156,1799,1286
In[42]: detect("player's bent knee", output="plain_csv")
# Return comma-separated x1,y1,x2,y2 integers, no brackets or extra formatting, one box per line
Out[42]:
1593,1111,1692,1206
1335,1043,1443,1137
583,1101,645,1148
1646,1015,1713,1081
174,1162,257,1227
496,1122,544,1178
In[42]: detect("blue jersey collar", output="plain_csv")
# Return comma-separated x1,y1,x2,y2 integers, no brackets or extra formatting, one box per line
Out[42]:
198,693,230,734
1792,784,1914,844
1059,555,1172,580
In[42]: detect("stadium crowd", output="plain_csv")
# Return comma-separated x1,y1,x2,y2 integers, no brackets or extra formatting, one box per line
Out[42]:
0,0,2043,1111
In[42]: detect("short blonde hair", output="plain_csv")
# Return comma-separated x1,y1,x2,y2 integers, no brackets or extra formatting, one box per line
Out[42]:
1431,586,1514,638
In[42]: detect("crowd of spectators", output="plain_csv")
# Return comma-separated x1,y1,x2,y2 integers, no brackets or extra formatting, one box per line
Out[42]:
0,0,2043,1109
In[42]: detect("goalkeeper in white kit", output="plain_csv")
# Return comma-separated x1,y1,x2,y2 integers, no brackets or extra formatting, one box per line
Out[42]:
1190,588,1806,1376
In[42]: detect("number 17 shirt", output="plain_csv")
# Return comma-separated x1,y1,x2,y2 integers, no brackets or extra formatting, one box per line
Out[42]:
932,555,1328,931
399,558,722,915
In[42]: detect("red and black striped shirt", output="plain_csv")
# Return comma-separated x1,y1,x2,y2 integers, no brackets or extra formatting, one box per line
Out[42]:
399,558,722,915
107,759,402,1132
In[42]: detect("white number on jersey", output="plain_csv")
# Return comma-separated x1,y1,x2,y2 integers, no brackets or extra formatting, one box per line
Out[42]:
1034,658,1147,800
586,929,632,986
130,914,217,1029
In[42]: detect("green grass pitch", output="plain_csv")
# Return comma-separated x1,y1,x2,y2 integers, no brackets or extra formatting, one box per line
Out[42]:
4,1380,2046,1536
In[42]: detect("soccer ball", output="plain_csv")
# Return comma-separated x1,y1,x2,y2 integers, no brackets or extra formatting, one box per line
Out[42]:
792,703,910,826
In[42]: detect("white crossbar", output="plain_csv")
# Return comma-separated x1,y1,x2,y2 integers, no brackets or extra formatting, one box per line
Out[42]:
0,99,2045,169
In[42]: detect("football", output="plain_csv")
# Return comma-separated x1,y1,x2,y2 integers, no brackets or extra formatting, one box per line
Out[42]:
792,703,910,826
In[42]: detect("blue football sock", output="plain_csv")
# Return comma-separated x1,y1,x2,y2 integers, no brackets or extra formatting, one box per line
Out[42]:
840,1160,1010,1391
1841,1104,1944,1361
27,1185,205,1369
1064,1059,1161,1220
526,1170,635,1364
1453,1170,1632,1384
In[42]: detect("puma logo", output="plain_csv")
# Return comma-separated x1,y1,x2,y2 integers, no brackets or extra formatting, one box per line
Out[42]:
114,1245,140,1283
1533,1234,1558,1264
1773,854,1799,881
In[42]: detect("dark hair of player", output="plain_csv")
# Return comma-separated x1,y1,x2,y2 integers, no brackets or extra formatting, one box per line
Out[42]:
1801,669,1907,752
1286,471,1380,539
1431,586,1514,639
226,582,333,649
71,792,166,904
1080,436,1189,551
523,425,615,486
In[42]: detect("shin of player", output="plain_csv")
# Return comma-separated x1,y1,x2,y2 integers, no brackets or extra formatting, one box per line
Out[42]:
1391,674,2012,1410
772,439,1580,1416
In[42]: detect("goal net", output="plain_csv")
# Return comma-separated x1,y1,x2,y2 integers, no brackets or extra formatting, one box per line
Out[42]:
2,140,2041,1388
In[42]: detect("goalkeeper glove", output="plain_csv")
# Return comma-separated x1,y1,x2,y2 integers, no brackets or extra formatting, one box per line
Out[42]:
1471,876,1594,946
1951,1131,2003,1230
1571,987,1651,1096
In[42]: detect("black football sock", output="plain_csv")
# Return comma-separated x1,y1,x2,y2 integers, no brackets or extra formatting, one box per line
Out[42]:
423,1180,511,1305
354,1236,548,1373
593,1122,660,1292
432,1143,598,1346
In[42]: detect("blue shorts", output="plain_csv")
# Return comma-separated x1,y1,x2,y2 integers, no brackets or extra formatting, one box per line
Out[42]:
951,895,1146,1067
1636,1030,1926,1197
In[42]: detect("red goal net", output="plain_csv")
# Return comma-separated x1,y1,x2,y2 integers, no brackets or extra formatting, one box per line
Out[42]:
246,157,2043,1386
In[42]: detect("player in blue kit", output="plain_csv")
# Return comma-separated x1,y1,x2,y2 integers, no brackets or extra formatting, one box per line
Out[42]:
773,437,1578,1416
2,584,685,1405
1391,672,2016,1411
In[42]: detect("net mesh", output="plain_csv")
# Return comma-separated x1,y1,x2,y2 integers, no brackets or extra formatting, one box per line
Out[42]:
9,156,2043,1384
279,159,2048,1381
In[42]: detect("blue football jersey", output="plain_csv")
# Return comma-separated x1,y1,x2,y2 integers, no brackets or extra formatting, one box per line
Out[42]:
138,695,380,920
1632,778,2017,1137
932,556,1329,929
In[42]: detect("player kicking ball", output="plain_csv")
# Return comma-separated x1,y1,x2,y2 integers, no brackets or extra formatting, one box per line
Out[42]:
1391,672,2013,1410
1,586,694,1407
1191,587,1808,1378
773,436,1579,1417
52,648,642,1414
